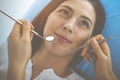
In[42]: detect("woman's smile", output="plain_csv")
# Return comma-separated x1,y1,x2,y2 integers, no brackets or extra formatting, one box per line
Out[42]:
54,32,72,44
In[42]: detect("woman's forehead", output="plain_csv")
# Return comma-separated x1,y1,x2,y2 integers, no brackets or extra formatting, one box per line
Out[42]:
59,0,93,10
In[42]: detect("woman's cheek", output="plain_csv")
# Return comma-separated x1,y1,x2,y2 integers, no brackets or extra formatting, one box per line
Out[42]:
75,33,90,46
44,18,61,34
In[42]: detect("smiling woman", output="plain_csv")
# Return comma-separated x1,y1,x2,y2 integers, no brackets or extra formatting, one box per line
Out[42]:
6,0,117,80
31,0,105,68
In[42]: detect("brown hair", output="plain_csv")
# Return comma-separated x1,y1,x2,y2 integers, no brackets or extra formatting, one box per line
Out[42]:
32,0,65,55
31,0,105,71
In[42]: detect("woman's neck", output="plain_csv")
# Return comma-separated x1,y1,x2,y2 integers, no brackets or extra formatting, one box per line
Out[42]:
31,44,73,78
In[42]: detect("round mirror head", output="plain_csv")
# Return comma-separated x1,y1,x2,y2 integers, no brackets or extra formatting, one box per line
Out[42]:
45,36,54,41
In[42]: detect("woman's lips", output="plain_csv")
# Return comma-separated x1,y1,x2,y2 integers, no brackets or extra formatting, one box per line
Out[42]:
54,32,72,44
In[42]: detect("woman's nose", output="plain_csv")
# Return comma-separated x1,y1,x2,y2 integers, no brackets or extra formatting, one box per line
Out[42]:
63,19,76,33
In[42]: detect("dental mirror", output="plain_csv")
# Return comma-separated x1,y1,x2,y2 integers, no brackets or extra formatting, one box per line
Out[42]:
45,36,55,41
0,9,55,41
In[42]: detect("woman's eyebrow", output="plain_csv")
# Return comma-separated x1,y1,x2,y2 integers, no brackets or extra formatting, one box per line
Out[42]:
80,15,92,25
60,5,93,25
60,5,73,12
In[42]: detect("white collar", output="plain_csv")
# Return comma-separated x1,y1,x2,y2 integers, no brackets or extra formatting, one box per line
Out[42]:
26,60,84,80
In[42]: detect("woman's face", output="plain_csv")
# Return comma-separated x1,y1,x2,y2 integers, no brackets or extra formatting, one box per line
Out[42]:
43,0,96,56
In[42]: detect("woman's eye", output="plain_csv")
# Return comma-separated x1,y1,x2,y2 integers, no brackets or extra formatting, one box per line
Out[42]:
78,20,89,28
59,9,71,18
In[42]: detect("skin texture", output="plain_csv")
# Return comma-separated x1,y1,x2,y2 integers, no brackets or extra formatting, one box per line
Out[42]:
7,0,117,80
43,0,96,57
